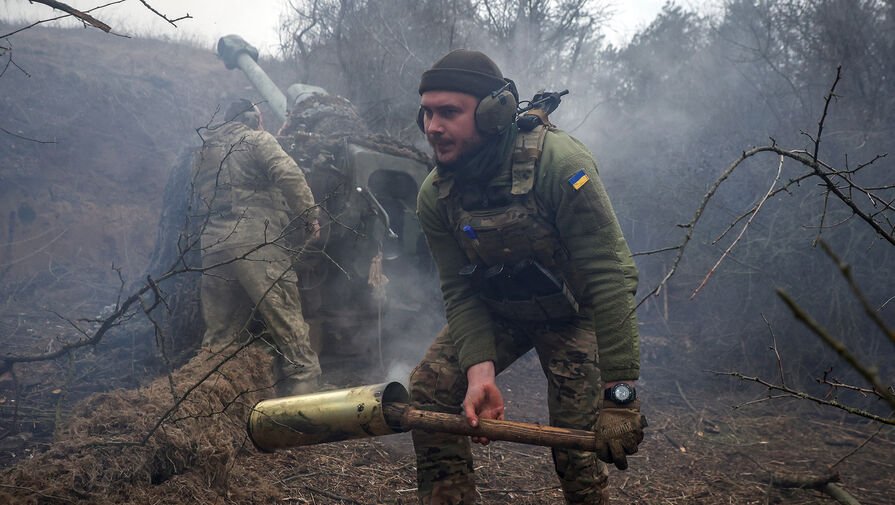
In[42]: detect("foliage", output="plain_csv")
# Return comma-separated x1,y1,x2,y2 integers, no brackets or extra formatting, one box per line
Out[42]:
279,0,610,135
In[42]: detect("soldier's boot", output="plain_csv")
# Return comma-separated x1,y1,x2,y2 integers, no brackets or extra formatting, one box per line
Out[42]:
421,473,476,505
554,449,611,504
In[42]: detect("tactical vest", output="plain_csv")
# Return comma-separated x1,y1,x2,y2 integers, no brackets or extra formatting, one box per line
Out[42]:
435,125,579,322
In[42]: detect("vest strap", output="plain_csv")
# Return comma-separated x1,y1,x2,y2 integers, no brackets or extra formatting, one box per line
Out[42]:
511,125,548,195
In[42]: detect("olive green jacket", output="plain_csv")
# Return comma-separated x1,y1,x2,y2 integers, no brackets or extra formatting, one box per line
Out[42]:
417,128,640,382
194,122,317,254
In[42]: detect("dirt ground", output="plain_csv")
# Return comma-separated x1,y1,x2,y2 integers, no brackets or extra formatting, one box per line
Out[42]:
0,237,891,505
1,313,892,505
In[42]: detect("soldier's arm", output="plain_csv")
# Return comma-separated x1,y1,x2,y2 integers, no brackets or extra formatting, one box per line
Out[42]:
539,132,640,382
253,130,318,220
417,174,498,373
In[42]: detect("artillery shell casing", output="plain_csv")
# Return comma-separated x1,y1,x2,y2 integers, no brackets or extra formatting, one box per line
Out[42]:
247,382,409,452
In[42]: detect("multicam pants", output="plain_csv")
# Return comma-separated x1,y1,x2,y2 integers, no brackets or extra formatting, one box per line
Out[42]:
409,322,610,505
200,246,321,384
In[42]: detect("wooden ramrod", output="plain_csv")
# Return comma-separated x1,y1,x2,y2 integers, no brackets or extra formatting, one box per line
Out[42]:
247,382,604,453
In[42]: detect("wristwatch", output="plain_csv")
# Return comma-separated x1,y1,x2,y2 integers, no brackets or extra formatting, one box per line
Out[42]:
604,383,636,405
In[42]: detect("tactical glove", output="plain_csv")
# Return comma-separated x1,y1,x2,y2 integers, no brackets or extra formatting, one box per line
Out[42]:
594,399,647,470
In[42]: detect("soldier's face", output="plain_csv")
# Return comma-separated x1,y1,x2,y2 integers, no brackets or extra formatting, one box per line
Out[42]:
420,91,482,166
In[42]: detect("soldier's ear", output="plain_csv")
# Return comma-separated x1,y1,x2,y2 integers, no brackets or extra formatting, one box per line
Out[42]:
416,107,425,133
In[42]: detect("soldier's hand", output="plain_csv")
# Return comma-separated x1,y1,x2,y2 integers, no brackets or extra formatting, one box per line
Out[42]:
463,361,504,445
595,399,647,470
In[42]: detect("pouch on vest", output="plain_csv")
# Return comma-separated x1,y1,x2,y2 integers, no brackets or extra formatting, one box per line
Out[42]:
473,258,579,322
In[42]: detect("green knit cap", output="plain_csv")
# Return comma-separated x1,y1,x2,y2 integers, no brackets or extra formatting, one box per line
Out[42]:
419,49,507,99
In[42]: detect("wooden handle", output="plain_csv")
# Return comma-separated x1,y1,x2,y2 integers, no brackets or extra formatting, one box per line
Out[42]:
383,402,598,452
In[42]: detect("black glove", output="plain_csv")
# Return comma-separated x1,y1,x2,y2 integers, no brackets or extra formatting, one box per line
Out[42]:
594,399,647,470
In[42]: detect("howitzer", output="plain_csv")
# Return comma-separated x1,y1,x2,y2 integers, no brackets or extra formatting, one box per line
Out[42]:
212,35,439,363
248,382,613,453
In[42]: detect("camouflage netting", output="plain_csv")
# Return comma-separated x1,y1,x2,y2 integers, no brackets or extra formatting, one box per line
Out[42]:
0,347,281,504
278,92,433,168
280,94,369,137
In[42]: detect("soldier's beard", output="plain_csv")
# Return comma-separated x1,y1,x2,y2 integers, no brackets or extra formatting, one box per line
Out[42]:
432,137,485,171
432,136,486,172
437,131,513,187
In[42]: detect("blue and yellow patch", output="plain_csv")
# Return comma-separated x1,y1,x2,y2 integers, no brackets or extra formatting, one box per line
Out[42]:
568,170,589,190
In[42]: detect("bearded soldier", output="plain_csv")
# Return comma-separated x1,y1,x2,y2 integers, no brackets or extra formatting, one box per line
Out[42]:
193,99,321,396
410,51,645,504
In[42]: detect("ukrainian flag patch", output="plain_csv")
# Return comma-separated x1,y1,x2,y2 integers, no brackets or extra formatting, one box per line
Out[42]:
568,170,589,190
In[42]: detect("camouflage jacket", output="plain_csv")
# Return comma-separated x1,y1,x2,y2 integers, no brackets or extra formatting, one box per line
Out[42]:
193,121,317,254
417,127,640,382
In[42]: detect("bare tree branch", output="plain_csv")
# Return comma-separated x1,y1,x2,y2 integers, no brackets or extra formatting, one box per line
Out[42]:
0,39,31,78
813,66,841,164
0,0,125,39
135,0,192,27
776,289,895,411
815,239,895,344
691,155,784,299
713,369,895,425
28,0,113,32
637,68,893,314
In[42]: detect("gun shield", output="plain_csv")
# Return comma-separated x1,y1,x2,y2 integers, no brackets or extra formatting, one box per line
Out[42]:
247,382,410,452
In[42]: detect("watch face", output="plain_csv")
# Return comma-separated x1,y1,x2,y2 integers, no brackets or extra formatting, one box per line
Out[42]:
610,384,634,403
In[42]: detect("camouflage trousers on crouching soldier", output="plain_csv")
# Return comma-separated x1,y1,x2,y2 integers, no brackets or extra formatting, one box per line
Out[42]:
409,322,610,505
200,246,321,389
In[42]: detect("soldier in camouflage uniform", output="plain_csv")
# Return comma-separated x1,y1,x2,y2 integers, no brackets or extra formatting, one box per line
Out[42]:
193,99,321,396
410,51,645,504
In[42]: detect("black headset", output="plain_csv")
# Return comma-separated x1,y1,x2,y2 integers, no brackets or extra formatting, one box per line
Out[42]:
417,79,519,135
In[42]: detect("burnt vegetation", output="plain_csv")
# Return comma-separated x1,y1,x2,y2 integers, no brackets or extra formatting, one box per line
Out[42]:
0,0,893,504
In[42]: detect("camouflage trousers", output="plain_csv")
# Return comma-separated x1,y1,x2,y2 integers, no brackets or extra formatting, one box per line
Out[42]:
200,246,321,384
409,323,610,505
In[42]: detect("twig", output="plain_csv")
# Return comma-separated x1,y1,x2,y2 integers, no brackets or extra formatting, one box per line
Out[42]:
878,294,895,312
830,420,888,469
0,228,68,268
0,0,125,39
713,369,895,425
0,126,55,144
762,314,785,387
818,369,877,396
813,66,841,165
305,485,362,504
777,289,895,410
713,172,814,244
674,380,699,414
136,0,192,26
28,0,113,32
816,240,895,345
691,155,784,299
631,245,680,257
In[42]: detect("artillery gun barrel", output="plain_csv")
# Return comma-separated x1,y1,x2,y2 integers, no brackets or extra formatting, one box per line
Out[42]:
217,34,288,123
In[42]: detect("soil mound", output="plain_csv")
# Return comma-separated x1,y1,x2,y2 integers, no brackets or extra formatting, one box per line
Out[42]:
0,347,280,504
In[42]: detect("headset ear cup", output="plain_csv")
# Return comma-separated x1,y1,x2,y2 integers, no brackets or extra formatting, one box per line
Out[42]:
416,107,425,133
475,90,517,135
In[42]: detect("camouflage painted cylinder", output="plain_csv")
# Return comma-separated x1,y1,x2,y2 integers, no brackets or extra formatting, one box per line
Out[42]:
247,382,409,452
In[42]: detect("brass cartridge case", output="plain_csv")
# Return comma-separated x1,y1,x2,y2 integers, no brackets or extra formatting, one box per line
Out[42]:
247,382,409,452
